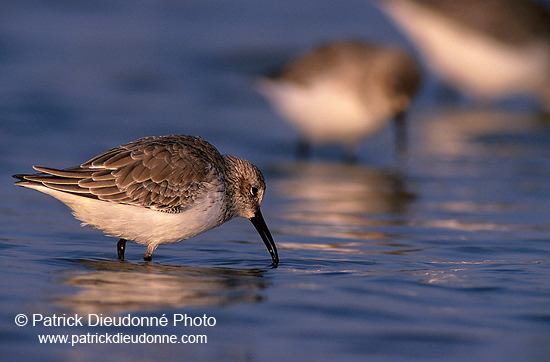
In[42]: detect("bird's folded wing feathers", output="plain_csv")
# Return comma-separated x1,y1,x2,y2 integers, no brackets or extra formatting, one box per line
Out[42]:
17,136,226,212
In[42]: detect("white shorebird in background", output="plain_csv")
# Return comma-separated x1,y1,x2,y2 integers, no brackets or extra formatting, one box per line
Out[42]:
13,135,279,266
257,40,422,160
377,0,550,111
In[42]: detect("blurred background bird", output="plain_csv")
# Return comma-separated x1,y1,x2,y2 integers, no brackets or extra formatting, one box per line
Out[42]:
377,0,550,113
257,40,422,162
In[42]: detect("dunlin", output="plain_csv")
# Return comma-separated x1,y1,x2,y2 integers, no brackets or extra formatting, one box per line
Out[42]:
13,135,279,265
257,40,422,160
378,0,550,111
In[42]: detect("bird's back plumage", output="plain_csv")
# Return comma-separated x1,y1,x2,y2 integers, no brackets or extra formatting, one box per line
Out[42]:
15,135,227,214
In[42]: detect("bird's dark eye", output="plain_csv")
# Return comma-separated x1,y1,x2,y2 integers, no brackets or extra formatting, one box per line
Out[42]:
250,186,258,197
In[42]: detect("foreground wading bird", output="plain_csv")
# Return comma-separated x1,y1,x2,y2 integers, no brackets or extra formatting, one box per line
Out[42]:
13,135,279,266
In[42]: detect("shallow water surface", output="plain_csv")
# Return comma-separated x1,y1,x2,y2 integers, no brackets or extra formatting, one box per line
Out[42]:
2,1,550,361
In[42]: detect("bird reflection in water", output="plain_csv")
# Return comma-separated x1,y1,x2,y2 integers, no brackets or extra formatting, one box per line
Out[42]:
411,108,549,231
419,108,548,159
55,260,270,314
270,161,415,249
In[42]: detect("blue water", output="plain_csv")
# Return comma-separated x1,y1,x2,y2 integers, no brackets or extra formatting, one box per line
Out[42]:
2,1,550,361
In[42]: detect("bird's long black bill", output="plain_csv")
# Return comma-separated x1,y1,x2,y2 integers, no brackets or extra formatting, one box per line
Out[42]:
250,210,279,267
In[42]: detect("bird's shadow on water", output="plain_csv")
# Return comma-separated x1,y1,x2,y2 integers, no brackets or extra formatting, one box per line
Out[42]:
52,259,272,315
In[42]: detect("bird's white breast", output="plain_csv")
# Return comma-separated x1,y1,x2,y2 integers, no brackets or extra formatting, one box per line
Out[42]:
258,77,392,145
24,183,228,245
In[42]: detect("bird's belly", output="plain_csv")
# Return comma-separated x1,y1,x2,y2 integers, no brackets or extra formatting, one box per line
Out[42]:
261,80,392,145
32,185,227,245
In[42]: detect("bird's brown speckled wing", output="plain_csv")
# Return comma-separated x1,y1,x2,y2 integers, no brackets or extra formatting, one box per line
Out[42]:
16,135,226,212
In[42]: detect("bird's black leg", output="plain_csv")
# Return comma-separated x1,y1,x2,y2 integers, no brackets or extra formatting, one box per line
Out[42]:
342,145,359,164
117,239,127,260
143,244,156,262
394,111,408,163
296,138,311,159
